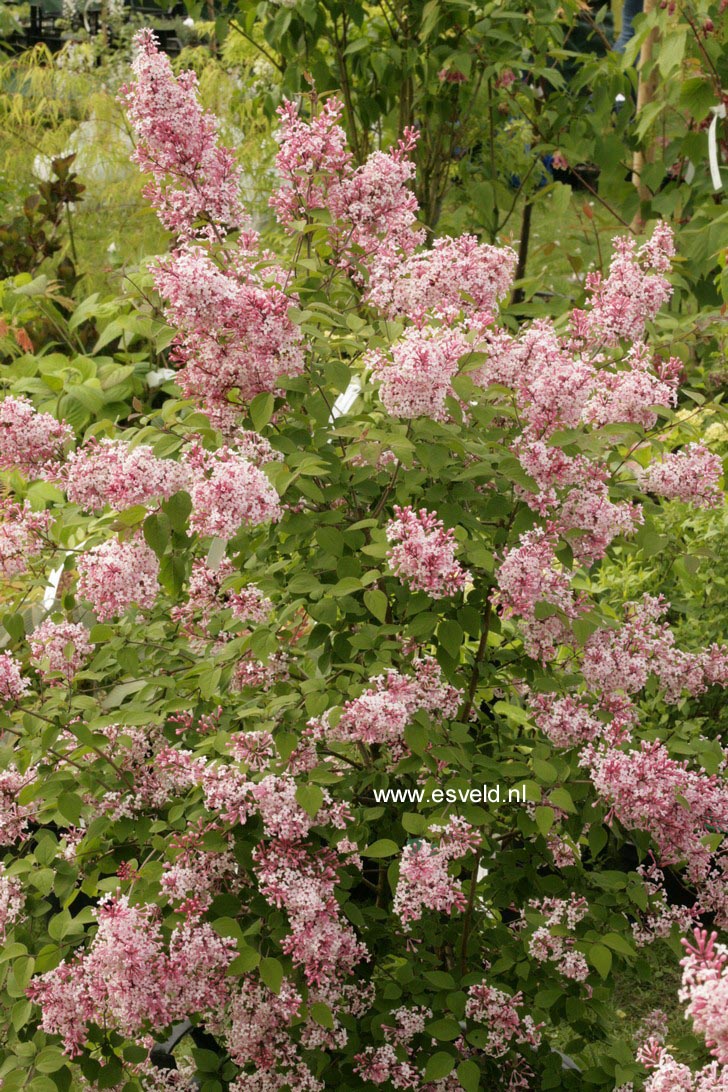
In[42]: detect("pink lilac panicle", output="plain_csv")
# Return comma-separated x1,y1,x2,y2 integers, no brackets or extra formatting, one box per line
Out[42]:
393,817,477,929
0,863,24,941
588,740,728,882
679,928,728,1065
153,244,305,412
77,537,160,620
187,445,281,538
326,128,425,275
120,29,246,235
368,325,471,420
386,505,470,598
575,223,675,346
64,438,189,511
27,894,236,1057
0,395,72,478
0,500,51,578
29,619,93,684
638,443,724,508
465,981,542,1057
269,96,352,227
0,650,29,703
366,233,517,329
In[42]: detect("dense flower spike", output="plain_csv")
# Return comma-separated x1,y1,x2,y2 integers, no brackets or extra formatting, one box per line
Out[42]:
0,651,29,703
576,226,675,345
270,96,352,226
29,619,93,684
588,740,728,881
153,245,305,414
119,29,246,234
465,982,542,1057
0,864,23,942
27,894,236,1056
638,443,724,508
64,438,188,511
0,395,72,477
394,817,478,928
385,505,470,598
0,500,51,578
368,325,470,420
172,556,272,648
366,233,517,327
77,537,160,620
187,446,281,537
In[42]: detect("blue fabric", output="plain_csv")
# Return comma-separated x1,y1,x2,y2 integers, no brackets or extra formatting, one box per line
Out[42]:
614,0,644,52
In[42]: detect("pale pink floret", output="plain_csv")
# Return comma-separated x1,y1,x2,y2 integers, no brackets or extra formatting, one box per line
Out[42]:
29,619,93,684
77,537,160,620
385,505,470,598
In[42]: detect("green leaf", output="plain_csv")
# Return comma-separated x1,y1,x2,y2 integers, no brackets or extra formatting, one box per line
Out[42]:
426,1018,462,1042
260,956,284,995
143,512,171,558
362,839,400,858
363,588,388,623
457,1059,482,1092
438,620,463,660
494,701,532,727
309,1001,334,1029
423,1052,454,1081
589,943,612,979
534,806,555,837
548,787,575,813
250,392,275,431
295,784,324,818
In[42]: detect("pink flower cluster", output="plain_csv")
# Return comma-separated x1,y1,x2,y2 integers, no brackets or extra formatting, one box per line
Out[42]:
309,655,461,754
576,223,675,346
64,438,188,511
27,894,236,1055
269,96,352,226
393,816,478,928
588,740,728,882
0,863,23,941
354,1005,435,1088
254,839,367,987
631,863,697,948
680,929,728,1065
368,325,470,420
0,650,29,703
386,505,470,598
0,500,51,578
187,445,281,538
77,537,160,620
638,443,724,508
171,556,272,649
524,894,590,983
465,981,542,1057
366,233,517,328
120,29,246,235
29,619,93,684
0,395,72,478
153,244,305,414
582,595,728,704
493,528,585,661
271,96,424,274
0,764,38,843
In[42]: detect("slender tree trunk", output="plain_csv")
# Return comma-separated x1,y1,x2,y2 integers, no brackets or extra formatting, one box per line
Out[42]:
631,0,660,227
